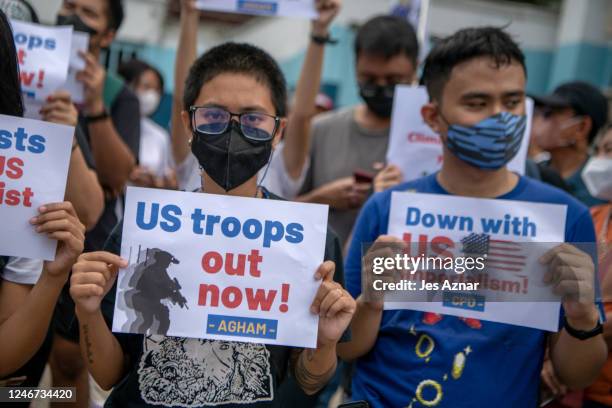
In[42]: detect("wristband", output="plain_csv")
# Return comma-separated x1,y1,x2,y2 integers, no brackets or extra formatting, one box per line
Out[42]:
311,33,338,45
563,316,603,340
85,109,109,123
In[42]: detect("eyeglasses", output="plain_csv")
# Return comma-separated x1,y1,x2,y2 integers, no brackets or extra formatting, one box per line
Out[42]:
190,106,280,141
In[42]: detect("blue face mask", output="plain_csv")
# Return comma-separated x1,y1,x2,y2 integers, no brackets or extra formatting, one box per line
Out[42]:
445,112,527,170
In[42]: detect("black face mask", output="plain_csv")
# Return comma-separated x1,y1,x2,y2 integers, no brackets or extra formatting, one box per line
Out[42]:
56,13,97,35
191,121,272,192
359,83,396,118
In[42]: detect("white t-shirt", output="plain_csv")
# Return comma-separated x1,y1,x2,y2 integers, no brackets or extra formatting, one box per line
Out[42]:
0,257,44,285
176,142,309,199
139,117,173,178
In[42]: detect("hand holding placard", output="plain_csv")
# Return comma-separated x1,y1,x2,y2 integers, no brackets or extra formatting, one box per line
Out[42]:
113,187,331,347
311,260,356,347
76,51,106,115
0,115,73,260
31,202,85,279
71,252,129,316
539,244,599,330
312,0,340,35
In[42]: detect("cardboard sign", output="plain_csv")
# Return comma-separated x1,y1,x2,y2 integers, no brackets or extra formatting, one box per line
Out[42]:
386,86,534,182
386,191,567,331
113,187,329,347
196,0,317,19
0,115,73,260
11,20,72,101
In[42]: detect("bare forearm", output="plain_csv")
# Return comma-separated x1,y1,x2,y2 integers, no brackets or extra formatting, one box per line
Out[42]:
297,186,332,206
0,273,65,376
337,297,382,361
65,147,104,230
88,120,136,192
76,308,125,390
171,9,199,164
550,313,607,388
294,345,337,395
284,41,325,179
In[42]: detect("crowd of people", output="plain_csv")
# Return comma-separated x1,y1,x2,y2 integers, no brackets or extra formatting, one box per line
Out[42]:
0,0,610,407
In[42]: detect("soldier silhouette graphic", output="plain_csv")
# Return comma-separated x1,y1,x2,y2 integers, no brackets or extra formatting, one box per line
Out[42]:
126,248,187,335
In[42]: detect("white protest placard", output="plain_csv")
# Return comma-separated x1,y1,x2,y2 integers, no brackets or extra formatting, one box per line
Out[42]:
62,31,89,104
0,115,73,260
196,0,317,19
10,20,72,101
113,187,329,347
24,31,89,118
386,192,567,331
386,86,534,182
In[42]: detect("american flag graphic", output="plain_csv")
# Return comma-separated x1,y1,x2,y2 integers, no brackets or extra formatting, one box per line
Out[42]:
461,233,527,273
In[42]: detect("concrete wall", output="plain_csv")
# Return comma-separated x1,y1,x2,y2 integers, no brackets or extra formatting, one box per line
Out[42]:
26,0,610,108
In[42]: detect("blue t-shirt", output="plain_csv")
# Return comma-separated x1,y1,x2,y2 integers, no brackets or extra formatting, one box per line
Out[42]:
345,173,596,408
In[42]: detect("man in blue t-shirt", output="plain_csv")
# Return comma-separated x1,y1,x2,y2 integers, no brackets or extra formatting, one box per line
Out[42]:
338,27,607,408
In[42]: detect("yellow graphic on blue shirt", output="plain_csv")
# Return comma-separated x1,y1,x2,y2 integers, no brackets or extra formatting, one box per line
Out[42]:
405,312,480,407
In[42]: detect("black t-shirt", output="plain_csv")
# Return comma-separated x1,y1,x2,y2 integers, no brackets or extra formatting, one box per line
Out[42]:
82,81,141,252
100,191,346,407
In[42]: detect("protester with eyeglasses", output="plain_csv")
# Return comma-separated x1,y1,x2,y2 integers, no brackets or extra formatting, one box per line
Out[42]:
170,0,341,201
296,15,418,248
69,39,356,407
531,81,609,207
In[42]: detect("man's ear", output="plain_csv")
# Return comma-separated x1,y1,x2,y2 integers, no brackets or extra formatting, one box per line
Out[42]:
272,118,287,149
181,110,193,144
576,116,593,144
421,102,444,135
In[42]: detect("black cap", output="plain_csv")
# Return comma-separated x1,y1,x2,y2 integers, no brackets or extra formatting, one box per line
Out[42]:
532,81,609,141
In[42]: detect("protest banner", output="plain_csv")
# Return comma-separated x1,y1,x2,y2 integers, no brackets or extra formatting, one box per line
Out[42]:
0,115,73,260
113,187,329,347
10,20,72,102
196,0,317,19
384,191,567,331
62,31,89,105
386,86,534,182
23,31,88,118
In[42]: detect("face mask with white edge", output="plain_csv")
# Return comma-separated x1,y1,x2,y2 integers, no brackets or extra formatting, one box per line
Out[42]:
138,90,161,117
582,156,612,201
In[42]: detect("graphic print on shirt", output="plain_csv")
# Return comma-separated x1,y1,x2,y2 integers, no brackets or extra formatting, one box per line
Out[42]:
138,335,274,406
406,316,477,408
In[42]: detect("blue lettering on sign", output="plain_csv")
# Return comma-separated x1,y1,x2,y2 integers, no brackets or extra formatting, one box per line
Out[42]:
443,292,485,312
207,314,278,340
238,0,278,15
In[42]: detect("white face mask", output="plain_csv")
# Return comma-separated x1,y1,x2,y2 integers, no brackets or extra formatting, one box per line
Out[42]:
137,90,161,117
582,156,612,201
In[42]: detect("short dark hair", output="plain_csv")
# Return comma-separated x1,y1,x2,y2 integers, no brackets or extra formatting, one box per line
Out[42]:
105,0,124,31
183,42,287,117
355,15,419,63
118,58,164,92
0,9,24,117
421,27,526,101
